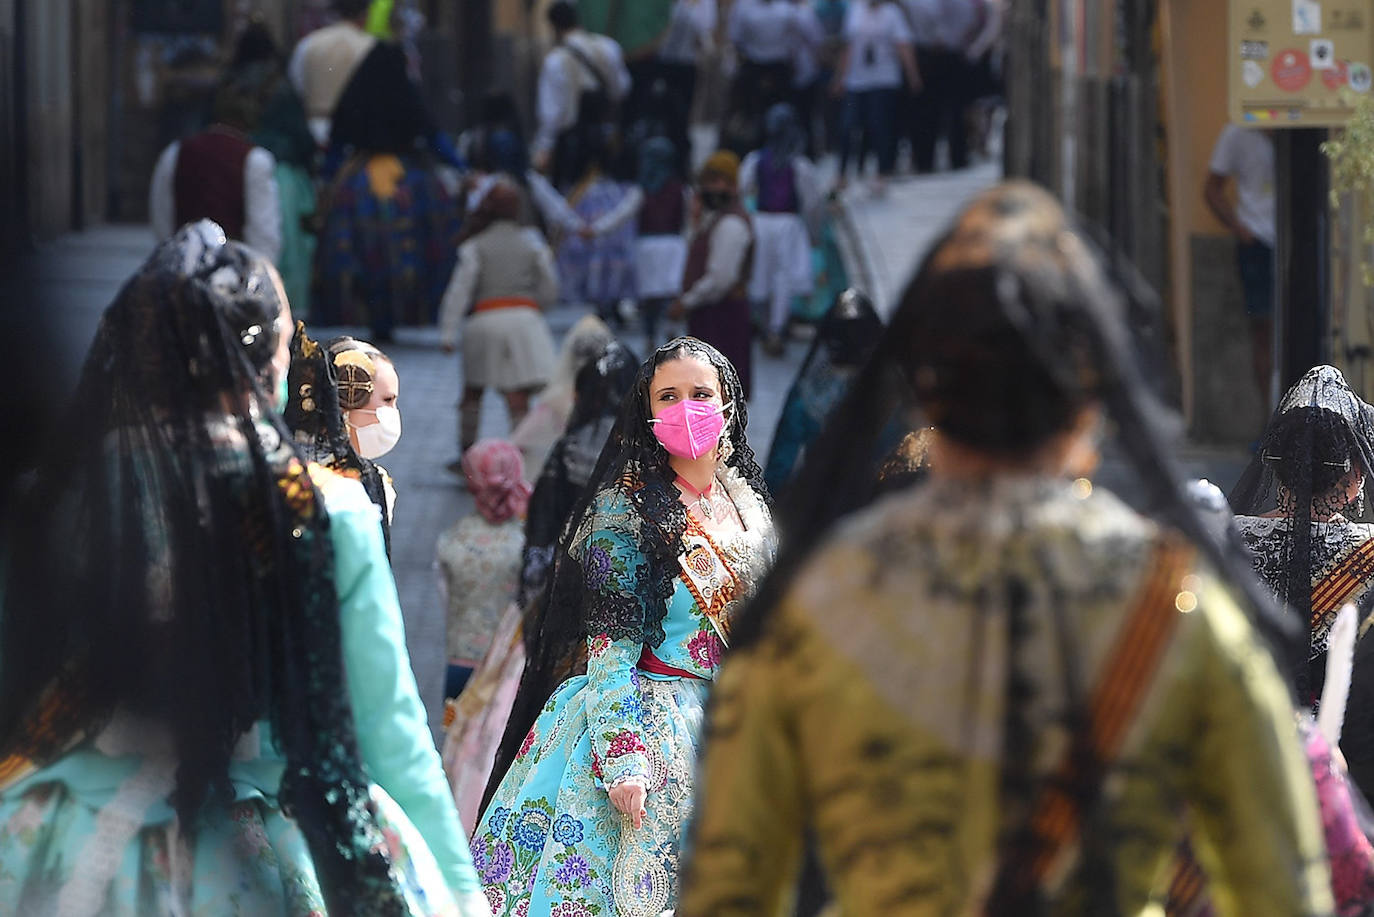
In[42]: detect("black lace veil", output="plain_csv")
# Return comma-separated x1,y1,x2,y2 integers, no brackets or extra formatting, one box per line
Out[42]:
1229,365,1374,696
519,339,641,610
485,336,768,808
0,222,409,914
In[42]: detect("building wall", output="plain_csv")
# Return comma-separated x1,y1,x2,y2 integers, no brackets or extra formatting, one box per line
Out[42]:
1159,0,1267,441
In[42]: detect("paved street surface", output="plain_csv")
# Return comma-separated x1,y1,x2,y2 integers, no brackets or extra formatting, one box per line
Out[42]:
31,161,1249,744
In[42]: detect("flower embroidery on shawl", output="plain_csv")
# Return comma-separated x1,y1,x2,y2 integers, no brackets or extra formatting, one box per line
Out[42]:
484,885,507,914
686,629,724,670
584,541,614,590
518,727,537,760
553,814,586,846
588,633,612,658
474,833,515,885
551,901,598,917
606,729,647,759
554,854,592,885
511,802,553,851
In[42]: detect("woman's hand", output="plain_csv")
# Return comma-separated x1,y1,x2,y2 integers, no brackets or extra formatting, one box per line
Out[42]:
608,780,647,829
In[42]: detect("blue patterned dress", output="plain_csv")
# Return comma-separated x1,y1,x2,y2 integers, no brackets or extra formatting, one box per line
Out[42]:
473,468,774,917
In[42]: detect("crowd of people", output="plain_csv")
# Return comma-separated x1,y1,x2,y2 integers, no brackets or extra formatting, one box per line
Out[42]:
20,3,1374,917
16,169,1374,915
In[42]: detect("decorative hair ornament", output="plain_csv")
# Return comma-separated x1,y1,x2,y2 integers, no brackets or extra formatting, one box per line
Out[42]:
332,350,376,410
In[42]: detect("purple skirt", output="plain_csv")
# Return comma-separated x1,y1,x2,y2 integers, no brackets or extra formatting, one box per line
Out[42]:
687,294,752,398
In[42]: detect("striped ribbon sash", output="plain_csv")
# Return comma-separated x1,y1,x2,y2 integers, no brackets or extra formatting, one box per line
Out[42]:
985,538,1195,909
1310,537,1374,626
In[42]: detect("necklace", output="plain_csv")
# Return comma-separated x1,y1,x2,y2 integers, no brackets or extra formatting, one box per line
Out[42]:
676,474,715,518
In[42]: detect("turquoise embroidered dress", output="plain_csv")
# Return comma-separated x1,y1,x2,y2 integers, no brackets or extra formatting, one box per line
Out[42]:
473,467,774,917
0,467,491,916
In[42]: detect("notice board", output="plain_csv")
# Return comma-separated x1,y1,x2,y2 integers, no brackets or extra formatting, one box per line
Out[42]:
1230,0,1374,126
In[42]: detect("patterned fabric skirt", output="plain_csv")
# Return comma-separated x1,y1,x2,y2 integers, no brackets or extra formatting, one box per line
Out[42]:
473,674,708,917
313,153,461,335
443,601,526,834
0,779,459,915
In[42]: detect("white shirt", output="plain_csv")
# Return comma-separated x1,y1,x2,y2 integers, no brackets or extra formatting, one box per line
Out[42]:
1209,125,1276,247
902,0,980,49
659,0,718,65
534,31,633,156
682,213,753,310
149,140,282,263
729,0,799,65
844,2,915,91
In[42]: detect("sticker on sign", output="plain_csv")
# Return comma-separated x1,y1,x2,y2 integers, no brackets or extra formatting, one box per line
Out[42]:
1311,38,1337,69
1294,0,1322,35
1352,62,1373,92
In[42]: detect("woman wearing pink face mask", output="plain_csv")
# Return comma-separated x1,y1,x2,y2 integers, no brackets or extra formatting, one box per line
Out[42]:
473,337,775,917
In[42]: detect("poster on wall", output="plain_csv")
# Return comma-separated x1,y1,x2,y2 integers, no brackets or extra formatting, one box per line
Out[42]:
1229,0,1374,126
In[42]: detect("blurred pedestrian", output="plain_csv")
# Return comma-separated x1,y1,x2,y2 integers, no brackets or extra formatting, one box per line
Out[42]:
529,133,639,329
789,0,828,157
679,182,1332,917
763,287,884,492
813,0,851,154
535,1,633,190
225,21,319,315
670,151,757,396
833,0,920,192
289,0,376,146
312,41,463,342
510,315,617,476
1204,123,1276,406
741,103,824,356
904,0,980,172
437,441,531,701
724,0,800,153
649,0,717,160
633,136,692,347
439,180,559,468
149,87,282,263
285,324,400,549
0,222,489,916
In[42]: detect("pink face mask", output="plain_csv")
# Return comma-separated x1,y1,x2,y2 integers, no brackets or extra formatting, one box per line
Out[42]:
649,400,732,459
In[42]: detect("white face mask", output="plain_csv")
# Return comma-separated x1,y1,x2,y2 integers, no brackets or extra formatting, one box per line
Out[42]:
350,405,402,459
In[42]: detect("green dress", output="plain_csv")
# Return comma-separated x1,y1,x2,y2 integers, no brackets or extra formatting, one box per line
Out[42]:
0,466,490,916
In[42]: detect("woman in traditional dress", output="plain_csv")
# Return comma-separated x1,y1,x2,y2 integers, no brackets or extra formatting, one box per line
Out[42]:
441,340,639,833
472,337,774,917
1231,365,1374,707
0,222,489,915
313,40,463,342
285,325,400,547
679,183,1332,915
763,286,884,493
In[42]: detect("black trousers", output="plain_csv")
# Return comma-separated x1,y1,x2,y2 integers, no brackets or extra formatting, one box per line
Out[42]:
909,46,972,172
